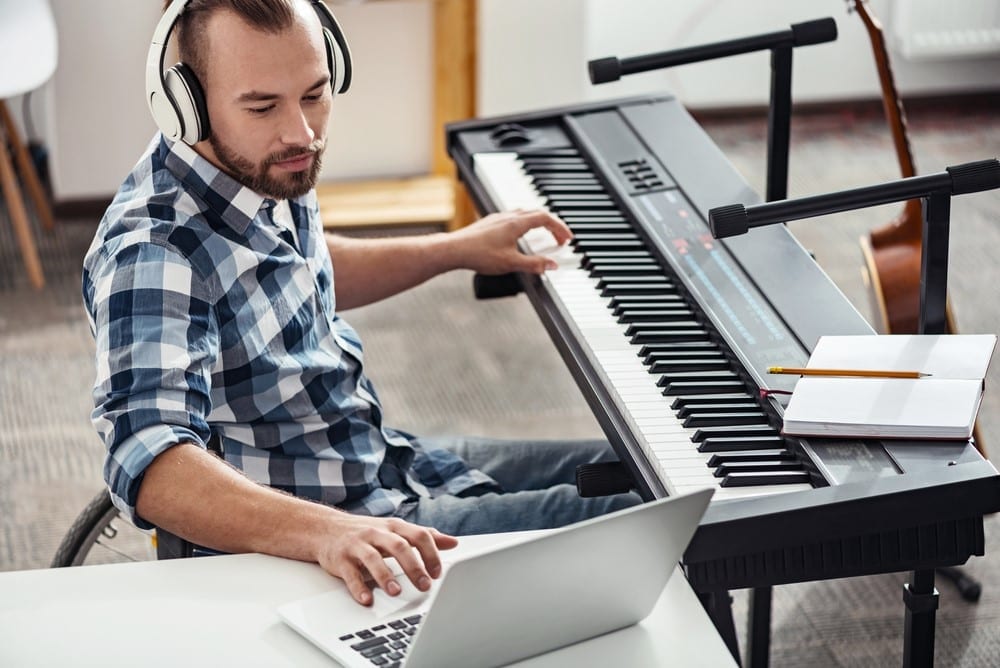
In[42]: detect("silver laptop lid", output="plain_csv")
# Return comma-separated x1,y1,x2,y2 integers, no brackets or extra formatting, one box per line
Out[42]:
405,488,713,668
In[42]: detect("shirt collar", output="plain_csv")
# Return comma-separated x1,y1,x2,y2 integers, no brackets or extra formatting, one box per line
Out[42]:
159,135,273,235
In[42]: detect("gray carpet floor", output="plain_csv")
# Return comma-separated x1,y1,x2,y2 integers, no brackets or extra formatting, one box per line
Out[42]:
2,99,999,666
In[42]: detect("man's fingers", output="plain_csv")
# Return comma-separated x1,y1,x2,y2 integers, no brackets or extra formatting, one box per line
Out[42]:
357,542,406,596
339,562,376,606
391,520,457,581
517,209,572,245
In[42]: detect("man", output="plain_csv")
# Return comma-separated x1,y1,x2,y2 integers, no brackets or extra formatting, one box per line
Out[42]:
83,0,639,607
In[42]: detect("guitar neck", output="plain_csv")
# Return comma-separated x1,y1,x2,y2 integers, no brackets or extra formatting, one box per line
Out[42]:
853,0,917,179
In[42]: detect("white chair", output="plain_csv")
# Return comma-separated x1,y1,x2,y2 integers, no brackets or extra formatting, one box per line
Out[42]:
0,0,57,290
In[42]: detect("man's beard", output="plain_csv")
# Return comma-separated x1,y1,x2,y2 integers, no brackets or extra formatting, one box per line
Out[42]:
209,135,325,200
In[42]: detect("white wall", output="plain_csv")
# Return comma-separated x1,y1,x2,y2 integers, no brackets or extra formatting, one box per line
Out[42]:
42,0,431,201
22,0,1000,201
478,0,1000,115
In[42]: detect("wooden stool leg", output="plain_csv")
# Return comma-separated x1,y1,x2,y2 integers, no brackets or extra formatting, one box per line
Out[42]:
0,127,45,289
0,100,54,231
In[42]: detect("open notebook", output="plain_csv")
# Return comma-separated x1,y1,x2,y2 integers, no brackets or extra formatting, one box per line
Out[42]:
781,334,996,440
277,489,712,668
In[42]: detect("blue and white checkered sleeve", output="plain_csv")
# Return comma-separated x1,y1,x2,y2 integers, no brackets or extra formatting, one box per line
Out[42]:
87,238,218,529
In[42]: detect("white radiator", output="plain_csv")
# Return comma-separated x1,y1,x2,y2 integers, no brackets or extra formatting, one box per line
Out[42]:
890,0,1000,60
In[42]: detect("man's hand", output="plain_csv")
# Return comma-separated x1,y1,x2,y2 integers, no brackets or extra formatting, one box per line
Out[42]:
452,209,572,276
316,514,459,606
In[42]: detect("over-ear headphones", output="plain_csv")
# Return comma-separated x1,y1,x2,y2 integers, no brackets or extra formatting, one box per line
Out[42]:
145,0,353,145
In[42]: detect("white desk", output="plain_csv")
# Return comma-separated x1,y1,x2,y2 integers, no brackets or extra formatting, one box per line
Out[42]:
0,534,736,667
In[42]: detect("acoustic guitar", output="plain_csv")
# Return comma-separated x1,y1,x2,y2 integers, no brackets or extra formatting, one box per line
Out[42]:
850,0,985,455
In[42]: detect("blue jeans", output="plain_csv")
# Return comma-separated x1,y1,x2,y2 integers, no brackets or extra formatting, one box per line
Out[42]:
397,436,643,535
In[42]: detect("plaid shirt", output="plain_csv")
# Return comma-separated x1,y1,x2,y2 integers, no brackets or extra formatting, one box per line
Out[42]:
83,136,493,529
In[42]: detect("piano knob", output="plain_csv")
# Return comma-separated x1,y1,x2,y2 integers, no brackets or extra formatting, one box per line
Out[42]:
490,123,531,148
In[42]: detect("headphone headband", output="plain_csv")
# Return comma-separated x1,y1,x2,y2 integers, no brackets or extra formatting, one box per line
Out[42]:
146,0,352,144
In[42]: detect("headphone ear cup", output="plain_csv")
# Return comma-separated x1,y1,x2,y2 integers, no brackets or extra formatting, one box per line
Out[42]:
322,29,338,93
163,63,210,144
312,1,352,95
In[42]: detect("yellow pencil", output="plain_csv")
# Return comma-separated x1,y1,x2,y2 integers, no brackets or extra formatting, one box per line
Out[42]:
767,366,929,379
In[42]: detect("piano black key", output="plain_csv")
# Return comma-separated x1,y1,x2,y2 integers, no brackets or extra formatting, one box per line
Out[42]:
691,424,780,442
631,330,711,345
602,277,675,291
546,194,616,205
611,296,686,312
646,351,724,366
713,461,804,478
706,450,795,466
605,285,680,298
662,380,746,396
569,223,635,234
683,412,769,428
587,256,660,267
656,370,739,386
560,211,633,221
573,234,643,247
548,201,620,212
591,264,662,278
536,184,606,194
627,322,703,337
639,342,719,358
583,251,655,264
720,470,811,487
576,239,648,252
670,394,755,409
643,355,729,374
618,309,695,323
676,402,761,417
697,435,787,452
522,163,592,173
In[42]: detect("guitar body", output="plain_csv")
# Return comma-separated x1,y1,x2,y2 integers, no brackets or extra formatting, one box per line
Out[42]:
860,201,923,334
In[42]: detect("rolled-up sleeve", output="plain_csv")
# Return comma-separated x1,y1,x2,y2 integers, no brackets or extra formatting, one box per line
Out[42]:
85,238,218,529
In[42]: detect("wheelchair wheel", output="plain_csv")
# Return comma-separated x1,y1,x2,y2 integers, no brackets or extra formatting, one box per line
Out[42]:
50,489,156,567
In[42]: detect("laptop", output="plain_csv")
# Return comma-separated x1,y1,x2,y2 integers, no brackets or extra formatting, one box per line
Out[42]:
278,488,713,668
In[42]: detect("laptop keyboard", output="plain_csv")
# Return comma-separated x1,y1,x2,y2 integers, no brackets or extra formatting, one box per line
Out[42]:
338,613,424,666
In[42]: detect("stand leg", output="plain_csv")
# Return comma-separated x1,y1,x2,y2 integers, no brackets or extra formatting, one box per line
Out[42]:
765,46,793,203
919,193,950,335
698,590,743,667
747,586,772,668
903,569,938,668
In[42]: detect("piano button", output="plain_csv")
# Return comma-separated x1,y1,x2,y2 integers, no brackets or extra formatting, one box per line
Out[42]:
676,402,761,417
720,470,811,487
697,436,787,452
706,450,794,466
691,424,777,441
655,370,738,386
682,412,769,428
712,461,804,478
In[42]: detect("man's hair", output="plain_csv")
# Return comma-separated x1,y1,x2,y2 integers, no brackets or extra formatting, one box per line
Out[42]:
161,0,298,83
